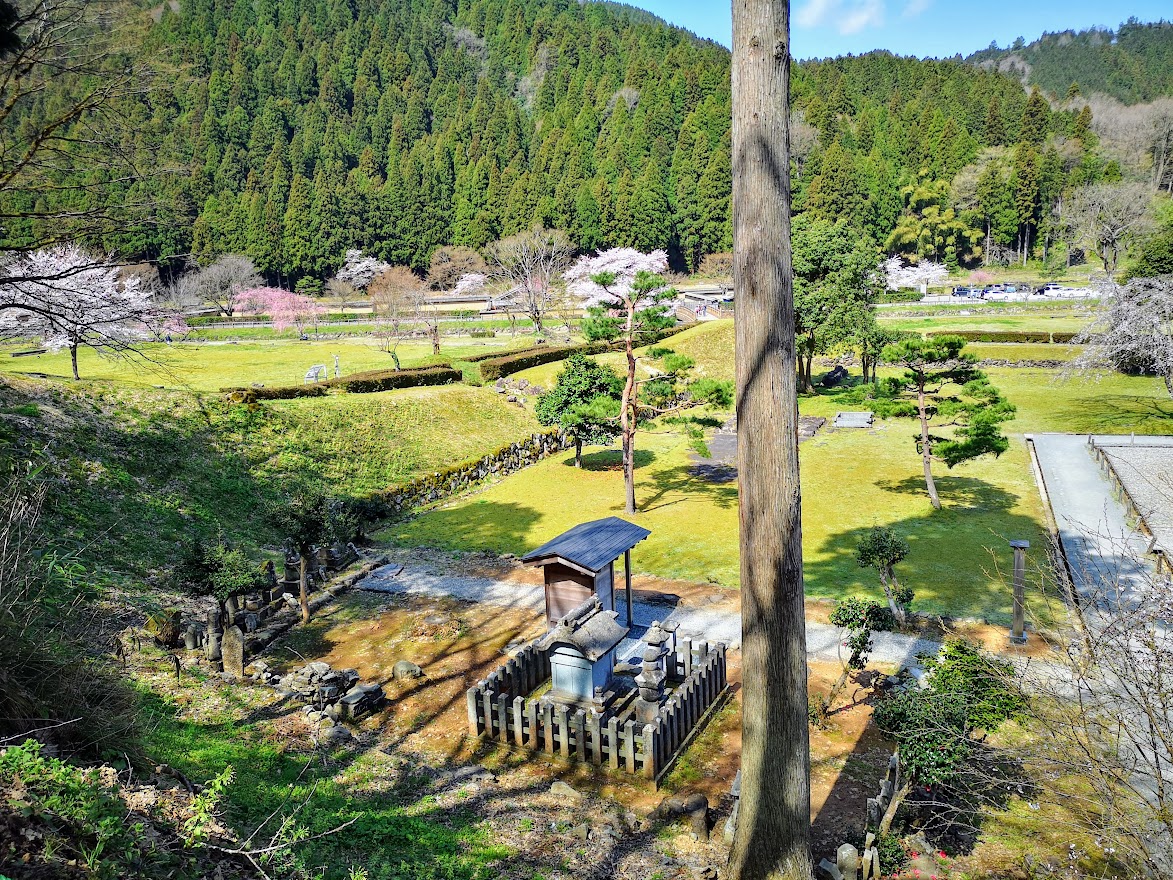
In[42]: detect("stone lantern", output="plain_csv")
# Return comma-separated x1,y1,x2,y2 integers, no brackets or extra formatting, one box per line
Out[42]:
634,620,674,723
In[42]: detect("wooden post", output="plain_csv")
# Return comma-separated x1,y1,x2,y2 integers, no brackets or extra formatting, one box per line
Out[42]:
642,723,656,778
497,694,509,741
572,710,586,761
1009,540,1029,645
623,720,636,773
526,701,538,749
625,548,633,626
588,713,602,765
467,687,481,736
557,705,570,758
543,702,554,754
513,696,525,747
608,717,620,769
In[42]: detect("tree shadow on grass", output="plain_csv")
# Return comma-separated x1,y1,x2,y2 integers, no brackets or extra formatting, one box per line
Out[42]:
807,478,1043,622
875,476,1019,512
565,447,655,470
1055,393,1173,434
636,463,739,513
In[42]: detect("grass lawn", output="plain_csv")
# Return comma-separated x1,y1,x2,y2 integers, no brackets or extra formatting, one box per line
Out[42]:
389,321,1173,621
0,336,537,391
879,309,1094,334
1,377,538,579
388,418,1047,621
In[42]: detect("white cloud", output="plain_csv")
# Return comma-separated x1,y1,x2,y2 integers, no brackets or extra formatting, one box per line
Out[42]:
795,0,838,29
795,0,886,35
902,0,932,18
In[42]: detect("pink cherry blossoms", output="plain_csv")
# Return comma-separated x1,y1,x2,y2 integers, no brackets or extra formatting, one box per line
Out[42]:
563,248,670,306
233,287,325,333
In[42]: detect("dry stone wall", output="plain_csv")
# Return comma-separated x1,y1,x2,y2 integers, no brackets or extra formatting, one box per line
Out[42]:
373,430,573,515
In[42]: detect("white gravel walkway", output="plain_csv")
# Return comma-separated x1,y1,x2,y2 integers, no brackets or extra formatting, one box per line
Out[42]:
361,562,941,671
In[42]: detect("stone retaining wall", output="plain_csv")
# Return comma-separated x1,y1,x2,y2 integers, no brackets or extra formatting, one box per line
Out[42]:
372,430,572,515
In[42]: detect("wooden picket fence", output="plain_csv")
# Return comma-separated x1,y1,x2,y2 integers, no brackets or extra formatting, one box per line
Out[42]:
467,639,728,783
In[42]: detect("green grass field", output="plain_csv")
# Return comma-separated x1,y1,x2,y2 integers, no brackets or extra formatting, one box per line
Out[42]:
389,320,1173,622
0,336,538,391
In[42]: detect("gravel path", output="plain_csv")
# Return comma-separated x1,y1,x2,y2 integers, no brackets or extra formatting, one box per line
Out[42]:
361,562,941,670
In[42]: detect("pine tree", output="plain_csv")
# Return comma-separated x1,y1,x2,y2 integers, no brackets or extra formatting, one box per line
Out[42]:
1019,88,1049,146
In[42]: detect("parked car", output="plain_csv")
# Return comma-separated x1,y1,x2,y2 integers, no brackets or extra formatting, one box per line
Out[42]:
1035,282,1064,295
951,286,976,297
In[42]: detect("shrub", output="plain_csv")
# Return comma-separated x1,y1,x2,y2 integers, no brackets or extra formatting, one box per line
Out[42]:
830,596,897,633
920,638,1025,732
479,342,610,381
875,834,910,875
878,289,924,303
460,345,545,363
335,365,460,393
221,385,327,402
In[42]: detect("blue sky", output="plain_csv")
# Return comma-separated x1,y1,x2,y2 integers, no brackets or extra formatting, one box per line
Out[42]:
629,1,1170,59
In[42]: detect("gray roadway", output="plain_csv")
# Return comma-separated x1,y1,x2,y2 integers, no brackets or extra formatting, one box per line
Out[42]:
1030,433,1163,605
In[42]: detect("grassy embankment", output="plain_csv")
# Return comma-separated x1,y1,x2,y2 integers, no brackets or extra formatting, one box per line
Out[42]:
390,318,1173,621
0,376,539,581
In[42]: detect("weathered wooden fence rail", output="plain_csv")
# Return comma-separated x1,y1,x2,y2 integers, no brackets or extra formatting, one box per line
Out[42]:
467,640,728,782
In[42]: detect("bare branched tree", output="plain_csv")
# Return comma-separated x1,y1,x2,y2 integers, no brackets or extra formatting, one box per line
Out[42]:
1011,528,1173,875
483,227,574,335
426,245,488,291
370,266,429,362
1067,181,1155,277
1070,276,1173,397
172,255,261,316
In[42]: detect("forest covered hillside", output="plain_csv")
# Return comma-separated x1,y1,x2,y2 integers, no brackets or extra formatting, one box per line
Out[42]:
966,18,1173,105
1,0,1168,283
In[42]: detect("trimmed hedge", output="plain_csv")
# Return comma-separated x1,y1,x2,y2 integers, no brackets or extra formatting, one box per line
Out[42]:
480,342,611,381
460,345,546,363
878,290,924,303
221,365,459,400
926,330,1078,344
221,385,327,402
329,365,461,393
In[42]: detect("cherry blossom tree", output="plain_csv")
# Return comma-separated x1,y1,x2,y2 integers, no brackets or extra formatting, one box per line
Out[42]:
0,244,180,379
334,249,390,292
883,256,948,293
564,248,672,513
233,287,325,336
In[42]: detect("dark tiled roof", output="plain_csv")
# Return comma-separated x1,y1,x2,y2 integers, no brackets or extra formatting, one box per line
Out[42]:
522,517,651,574
542,607,629,661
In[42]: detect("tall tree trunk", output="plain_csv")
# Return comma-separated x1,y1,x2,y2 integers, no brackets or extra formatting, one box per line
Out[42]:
430,324,440,355
621,302,637,515
575,436,583,468
918,383,941,510
298,553,310,624
728,2,813,878
70,344,79,380
984,220,991,266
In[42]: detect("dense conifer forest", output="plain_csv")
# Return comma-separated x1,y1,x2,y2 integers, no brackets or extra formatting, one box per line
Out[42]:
1,1,1168,282
967,19,1173,105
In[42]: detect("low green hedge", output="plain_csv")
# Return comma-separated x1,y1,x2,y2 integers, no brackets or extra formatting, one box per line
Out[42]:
222,365,459,399
480,342,611,381
330,365,461,393
926,330,1078,344
460,345,546,363
878,290,924,303
221,385,328,401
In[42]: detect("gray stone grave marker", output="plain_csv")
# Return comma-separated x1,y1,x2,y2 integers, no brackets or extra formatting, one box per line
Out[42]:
222,626,246,679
